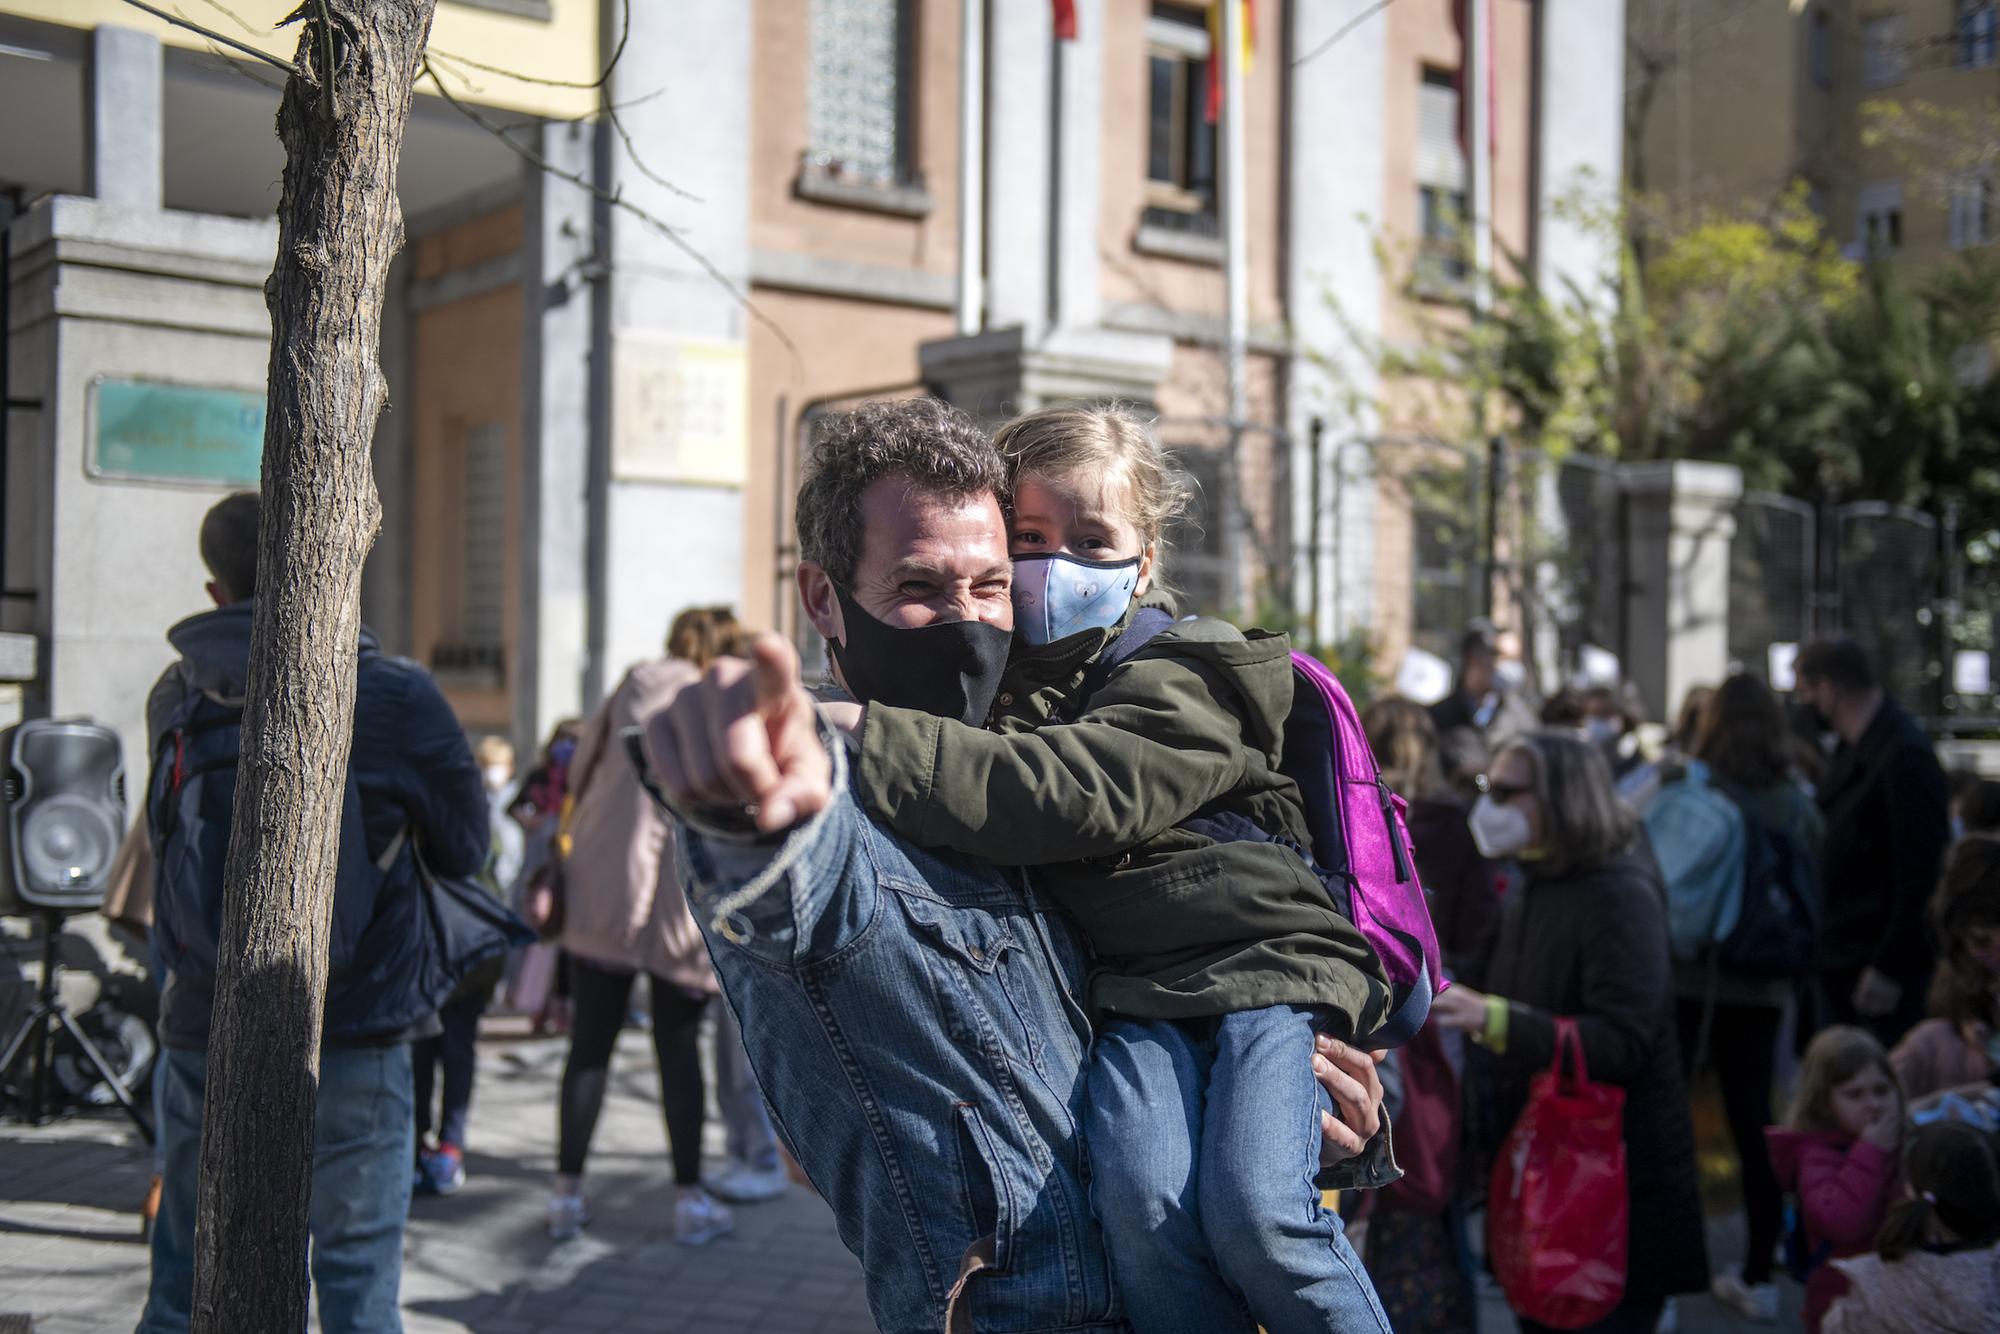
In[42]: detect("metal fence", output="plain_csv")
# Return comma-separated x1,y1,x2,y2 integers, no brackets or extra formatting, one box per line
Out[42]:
1727,493,1816,680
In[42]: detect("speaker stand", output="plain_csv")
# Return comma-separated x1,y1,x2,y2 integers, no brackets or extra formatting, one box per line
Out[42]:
0,911,155,1143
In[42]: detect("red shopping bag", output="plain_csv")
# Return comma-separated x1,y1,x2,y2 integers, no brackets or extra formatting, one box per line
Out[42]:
1486,1016,1628,1329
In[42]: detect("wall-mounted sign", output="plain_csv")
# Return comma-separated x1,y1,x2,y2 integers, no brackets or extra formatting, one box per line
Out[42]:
88,378,265,487
611,334,748,486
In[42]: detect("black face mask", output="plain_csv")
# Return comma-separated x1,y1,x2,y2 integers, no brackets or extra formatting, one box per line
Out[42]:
829,584,1012,727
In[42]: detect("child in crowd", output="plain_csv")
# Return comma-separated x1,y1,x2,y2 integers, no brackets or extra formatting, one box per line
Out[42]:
843,404,1392,1333
1767,1026,1908,1333
1891,836,2000,1100
1822,1120,2000,1333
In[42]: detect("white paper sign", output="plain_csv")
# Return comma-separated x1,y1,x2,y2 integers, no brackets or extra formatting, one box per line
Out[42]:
1768,642,1799,692
611,333,748,486
1395,648,1453,706
1954,650,1993,696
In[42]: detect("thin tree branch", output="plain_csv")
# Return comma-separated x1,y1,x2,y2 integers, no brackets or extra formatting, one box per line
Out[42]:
420,58,801,372
426,0,632,90
191,0,263,37
117,0,301,77
1294,0,1400,68
425,51,700,204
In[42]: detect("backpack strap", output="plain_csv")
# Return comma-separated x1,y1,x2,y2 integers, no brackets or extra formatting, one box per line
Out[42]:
1063,607,1177,721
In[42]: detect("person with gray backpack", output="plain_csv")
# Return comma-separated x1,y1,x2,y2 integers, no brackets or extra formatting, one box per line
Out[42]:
1644,673,1823,1324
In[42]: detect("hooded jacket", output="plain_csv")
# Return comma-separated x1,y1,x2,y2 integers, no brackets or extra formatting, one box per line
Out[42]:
1767,1126,1903,1332
559,657,718,994
855,600,1388,1030
146,603,489,1048
1823,1243,2000,1333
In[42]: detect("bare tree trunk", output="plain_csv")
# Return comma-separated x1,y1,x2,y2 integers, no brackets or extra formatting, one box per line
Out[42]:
191,4,435,1330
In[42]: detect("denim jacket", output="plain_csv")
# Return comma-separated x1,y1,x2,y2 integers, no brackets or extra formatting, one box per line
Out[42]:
662,726,1397,1333
672,735,1125,1334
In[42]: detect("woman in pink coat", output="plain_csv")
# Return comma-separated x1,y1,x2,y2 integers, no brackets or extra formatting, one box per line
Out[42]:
546,607,764,1245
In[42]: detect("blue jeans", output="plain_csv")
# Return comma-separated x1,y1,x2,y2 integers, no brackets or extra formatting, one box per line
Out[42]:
138,1043,415,1334
1084,1005,1393,1334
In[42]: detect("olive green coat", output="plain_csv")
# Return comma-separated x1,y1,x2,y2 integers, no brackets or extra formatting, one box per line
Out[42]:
855,603,1389,1033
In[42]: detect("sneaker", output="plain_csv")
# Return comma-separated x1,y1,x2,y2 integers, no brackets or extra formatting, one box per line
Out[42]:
1711,1269,1779,1324
420,1145,466,1198
672,1186,734,1246
705,1161,789,1204
547,1189,590,1241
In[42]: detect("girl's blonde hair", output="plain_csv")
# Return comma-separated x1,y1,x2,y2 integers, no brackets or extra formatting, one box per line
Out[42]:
1787,1025,1902,1135
992,404,1193,547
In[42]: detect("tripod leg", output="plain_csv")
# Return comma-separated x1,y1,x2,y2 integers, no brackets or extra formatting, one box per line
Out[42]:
0,1000,51,1077
51,1004,156,1145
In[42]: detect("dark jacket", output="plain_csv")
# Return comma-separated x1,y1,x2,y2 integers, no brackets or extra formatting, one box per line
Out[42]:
1815,698,1950,987
1483,844,1710,1304
1404,795,1501,990
146,603,489,1049
856,601,1389,1032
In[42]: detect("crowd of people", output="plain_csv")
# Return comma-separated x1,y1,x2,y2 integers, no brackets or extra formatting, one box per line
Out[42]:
111,398,2000,1334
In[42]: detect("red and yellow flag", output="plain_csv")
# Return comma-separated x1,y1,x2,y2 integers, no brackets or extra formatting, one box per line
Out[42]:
1204,0,1255,124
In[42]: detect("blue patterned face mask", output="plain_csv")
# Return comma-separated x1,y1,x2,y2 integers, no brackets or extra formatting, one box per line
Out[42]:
1010,553,1142,647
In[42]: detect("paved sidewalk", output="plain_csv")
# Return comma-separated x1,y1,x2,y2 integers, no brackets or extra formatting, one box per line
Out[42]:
1,1023,875,1334
3,1016,1802,1334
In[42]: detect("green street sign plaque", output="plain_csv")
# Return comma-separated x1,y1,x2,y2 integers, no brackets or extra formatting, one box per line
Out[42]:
88,378,266,487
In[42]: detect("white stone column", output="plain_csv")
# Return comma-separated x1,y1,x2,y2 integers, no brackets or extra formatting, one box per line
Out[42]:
1051,0,1103,332
516,121,596,750
597,0,751,686
1621,460,1743,725
1535,0,1625,308
984,0,1054,336
1286,0,1389,645
86,26,163,213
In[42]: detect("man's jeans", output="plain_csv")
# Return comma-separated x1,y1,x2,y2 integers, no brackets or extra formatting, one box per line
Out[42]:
138,1043,415,1334
1084,1004,1394,1334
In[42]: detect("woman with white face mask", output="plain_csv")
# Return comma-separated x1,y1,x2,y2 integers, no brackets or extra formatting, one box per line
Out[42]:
1431,731,1711,1332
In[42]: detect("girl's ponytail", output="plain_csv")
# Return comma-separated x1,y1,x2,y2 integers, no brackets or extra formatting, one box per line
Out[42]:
1879,1121,2000,1261
1875,1193,1937,1262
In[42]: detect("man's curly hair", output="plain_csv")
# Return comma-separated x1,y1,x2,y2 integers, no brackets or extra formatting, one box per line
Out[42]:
794,398,1008,587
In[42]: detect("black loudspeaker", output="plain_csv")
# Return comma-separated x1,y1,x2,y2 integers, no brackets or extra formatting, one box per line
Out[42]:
0,719,126,917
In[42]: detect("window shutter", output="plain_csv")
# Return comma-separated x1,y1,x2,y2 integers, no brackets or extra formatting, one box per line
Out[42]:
1417,78,1467,194
463,422,507,651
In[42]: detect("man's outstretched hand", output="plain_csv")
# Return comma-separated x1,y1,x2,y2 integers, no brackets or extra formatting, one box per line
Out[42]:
646,632,833,834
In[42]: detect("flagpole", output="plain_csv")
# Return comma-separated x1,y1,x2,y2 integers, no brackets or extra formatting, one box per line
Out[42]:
1221,0,1249,616
956,0,985,336
1468,0,1493,316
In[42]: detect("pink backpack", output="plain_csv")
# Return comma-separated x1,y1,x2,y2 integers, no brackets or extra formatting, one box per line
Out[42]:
1089,611,1446,1045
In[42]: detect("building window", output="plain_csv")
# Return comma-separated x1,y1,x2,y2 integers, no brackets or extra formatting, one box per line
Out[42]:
1857,181,1904,255
1143,4,1219,239
808,0,910,186
434,421,507,684
1810,12,1832,88
1861,15,1906,88
1416,67,1469,287
1961,2,1998,69
1951,173,1994,248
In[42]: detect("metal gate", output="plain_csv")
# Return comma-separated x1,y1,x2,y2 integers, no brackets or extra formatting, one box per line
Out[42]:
1727,493,1817,678
1829,502,1941,717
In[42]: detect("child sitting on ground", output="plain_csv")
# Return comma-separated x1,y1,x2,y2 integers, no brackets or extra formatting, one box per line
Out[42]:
1822,1119,2000,1332
1767,1025,1907,1334
845,404,1393,1333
